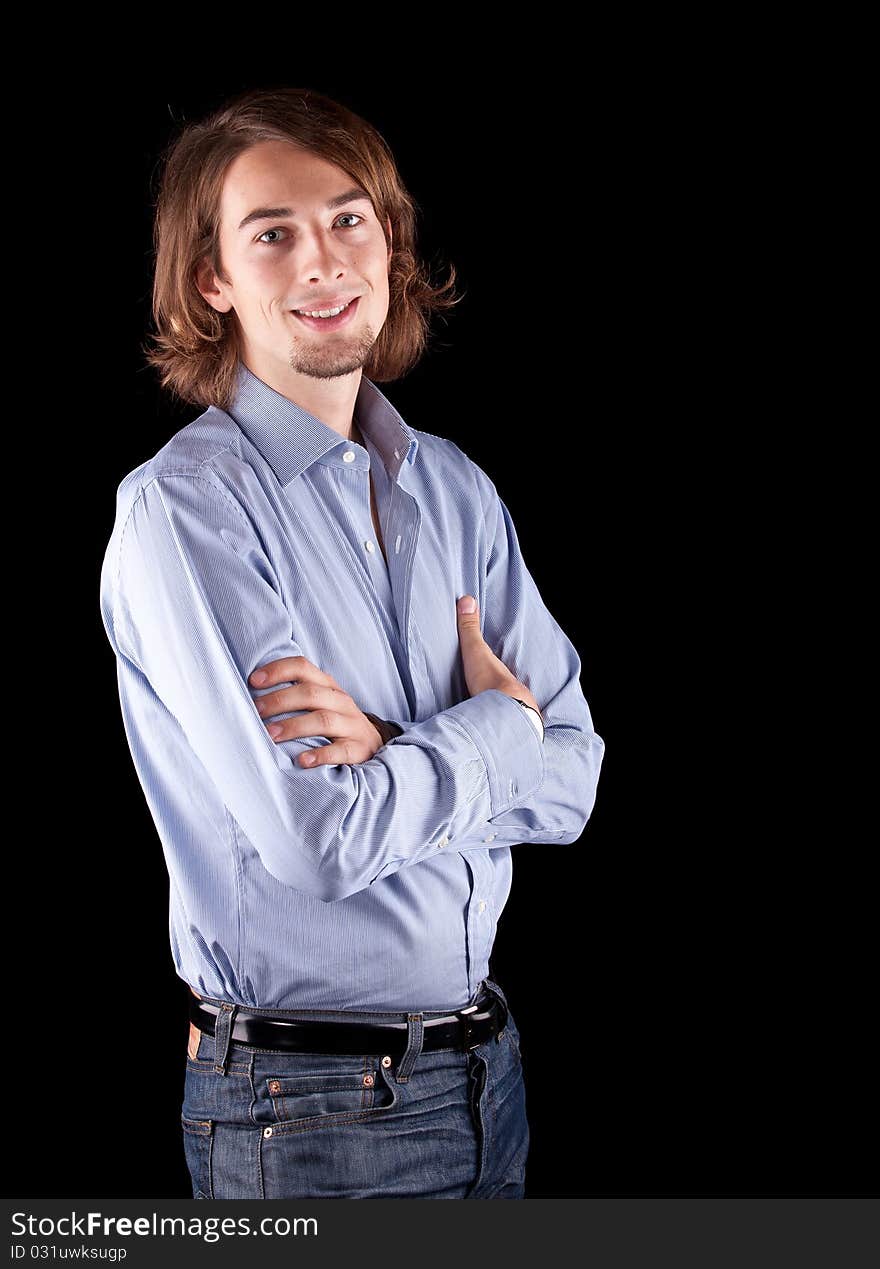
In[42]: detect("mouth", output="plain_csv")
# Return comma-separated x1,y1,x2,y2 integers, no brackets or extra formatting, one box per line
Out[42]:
291,296,360,332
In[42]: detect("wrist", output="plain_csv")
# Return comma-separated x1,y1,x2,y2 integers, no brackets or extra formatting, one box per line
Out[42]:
364,712,401,746
496,685,542,717
512,697,545,743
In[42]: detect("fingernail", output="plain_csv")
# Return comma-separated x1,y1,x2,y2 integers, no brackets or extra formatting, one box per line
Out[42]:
251,670,267,684
301,753,316,766
267,724,282,738
458,596,476,613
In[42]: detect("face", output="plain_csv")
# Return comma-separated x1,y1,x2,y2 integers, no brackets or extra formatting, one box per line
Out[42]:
196,139,393,386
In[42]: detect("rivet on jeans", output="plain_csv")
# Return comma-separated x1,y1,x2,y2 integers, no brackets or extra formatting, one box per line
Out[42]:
263,1127,273,1138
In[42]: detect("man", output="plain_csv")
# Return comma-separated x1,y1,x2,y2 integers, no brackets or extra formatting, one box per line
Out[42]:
99,85,604,1200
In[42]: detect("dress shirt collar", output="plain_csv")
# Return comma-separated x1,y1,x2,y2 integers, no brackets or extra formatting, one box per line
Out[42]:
226,360,419,487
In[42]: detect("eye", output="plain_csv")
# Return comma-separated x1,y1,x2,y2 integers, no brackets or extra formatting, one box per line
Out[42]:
256,213,365,245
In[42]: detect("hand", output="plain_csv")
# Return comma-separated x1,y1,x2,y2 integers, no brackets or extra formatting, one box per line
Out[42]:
248,656,385,768
456,595,543,717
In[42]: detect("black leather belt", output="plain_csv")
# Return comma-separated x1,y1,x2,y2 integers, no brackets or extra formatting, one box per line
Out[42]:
188,987,508,1055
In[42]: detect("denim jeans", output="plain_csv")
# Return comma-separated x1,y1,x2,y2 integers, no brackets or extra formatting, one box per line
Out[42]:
180,978,529,1199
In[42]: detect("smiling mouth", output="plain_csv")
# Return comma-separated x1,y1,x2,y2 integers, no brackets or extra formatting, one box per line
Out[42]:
291,297,360,331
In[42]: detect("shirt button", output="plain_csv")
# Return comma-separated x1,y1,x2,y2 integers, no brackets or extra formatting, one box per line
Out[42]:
365,540,375,553
484,832,496,842
438,834,448,848
478,900,487,913
343,450,356,462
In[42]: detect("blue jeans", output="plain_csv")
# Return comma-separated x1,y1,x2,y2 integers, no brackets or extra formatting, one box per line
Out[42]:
180,978,529,1199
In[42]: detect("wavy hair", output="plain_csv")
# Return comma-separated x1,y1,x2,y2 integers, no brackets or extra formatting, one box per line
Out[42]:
142,85,463,412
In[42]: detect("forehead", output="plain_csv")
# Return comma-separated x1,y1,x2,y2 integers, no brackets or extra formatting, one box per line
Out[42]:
219,140,357,224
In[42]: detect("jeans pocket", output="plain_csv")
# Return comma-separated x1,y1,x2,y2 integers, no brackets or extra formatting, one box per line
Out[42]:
259,1056,399,1134
181,1115,213,1199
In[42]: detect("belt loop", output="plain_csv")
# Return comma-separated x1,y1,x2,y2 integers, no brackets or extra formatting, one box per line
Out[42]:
482,977,510,1041
212,1003,238,1076
394,1013,424,1084
482,976,509,1013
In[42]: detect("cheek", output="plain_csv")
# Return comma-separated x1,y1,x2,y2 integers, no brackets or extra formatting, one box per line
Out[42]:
370,257,391,309
252,257,285,284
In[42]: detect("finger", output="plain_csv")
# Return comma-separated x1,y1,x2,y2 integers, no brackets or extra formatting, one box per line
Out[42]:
298,738,361,767
456,594,483,642
256,684,350,721
265,704,344,742
249,655,339,689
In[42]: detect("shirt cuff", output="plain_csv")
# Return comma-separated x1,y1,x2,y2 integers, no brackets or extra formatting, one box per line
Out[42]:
439,689,546,816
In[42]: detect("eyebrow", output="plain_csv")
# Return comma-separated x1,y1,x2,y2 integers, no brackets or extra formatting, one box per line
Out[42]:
237,187,372,233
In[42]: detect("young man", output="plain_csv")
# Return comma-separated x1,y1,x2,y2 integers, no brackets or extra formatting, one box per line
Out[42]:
99,85,604,1199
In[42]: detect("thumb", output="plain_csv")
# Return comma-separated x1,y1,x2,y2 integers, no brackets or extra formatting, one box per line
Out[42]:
456,594,482,640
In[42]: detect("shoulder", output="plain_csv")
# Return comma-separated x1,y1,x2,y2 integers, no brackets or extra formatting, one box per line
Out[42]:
409,428,497,518
115,405,241,498
102,413,267,615
110,406,259,533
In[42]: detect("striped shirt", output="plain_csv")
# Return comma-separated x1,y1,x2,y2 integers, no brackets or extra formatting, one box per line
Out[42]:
99,361,605,1010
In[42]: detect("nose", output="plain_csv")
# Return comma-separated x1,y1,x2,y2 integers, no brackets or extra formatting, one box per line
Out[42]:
297,227,347,286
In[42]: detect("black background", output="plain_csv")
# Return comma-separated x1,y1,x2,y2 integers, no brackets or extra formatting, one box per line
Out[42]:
5,52,870,1201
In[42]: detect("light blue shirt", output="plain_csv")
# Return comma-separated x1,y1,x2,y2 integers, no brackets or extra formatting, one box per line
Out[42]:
99,361,605,1011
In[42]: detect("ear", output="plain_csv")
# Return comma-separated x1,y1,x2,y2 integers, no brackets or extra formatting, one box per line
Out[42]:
195,255,233,314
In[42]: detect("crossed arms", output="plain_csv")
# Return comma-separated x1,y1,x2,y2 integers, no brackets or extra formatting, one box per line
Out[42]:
109,462,604,901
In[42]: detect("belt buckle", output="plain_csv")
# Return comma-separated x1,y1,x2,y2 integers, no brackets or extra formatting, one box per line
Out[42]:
456,1003,481,1051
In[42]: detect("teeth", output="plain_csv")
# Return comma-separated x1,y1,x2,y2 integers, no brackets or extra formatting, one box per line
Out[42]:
296,301,351,319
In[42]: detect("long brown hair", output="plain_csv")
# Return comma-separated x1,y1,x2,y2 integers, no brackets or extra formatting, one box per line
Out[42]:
142,85,463,412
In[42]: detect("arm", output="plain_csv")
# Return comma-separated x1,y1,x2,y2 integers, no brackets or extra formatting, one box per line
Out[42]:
443,449,605,847
111,472,556,903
